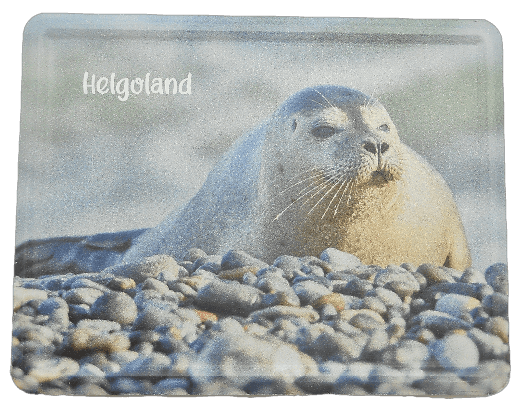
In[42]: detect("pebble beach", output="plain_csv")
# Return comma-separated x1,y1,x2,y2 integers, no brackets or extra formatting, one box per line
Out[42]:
11,247,510,397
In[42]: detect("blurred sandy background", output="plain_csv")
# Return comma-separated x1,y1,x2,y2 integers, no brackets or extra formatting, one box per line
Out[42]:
16,15,504,271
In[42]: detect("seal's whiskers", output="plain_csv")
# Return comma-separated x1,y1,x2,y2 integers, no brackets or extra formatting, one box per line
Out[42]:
273,168,340,221
322,174,351,219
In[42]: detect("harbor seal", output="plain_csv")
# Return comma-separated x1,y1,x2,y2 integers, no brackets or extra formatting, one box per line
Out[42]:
124,85,471,270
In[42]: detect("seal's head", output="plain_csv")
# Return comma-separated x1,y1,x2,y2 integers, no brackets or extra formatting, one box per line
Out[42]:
276,86,403,186
263,86,405,223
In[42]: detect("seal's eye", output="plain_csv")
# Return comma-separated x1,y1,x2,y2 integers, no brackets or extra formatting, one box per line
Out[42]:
312,125,336,139
378,124,390,132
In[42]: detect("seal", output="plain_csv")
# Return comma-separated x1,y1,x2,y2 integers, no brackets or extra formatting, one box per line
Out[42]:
124,85,472,270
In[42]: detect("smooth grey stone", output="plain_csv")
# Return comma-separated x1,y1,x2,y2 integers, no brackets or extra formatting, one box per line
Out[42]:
69,278,109,292
293,280,332,305
410,310,473,335
273,255,304,279
27,357,80,383
69,304,91,323
327,272,359,282
37,296,68,315
77,319,121,333
415,372,476,397
434,294,480,321
319,248,361,271
256,271,291,293
63,288,104,305
168,281,198,298
189,330,316,388
485,263,508,295
331,278,373,298
196,280,263,316
105,254,180,284
109,377,151,395
118,352,173,377
307,332,363,362
430,334,480,371
70,363,106,385
382,339,429,369
132,304,182,330
416,263,456,285
221,250,269,270
249,306,319,324
366,288,402,308
458,359,510,395
90,291,138,325
374,265,419,288
141,278,170,294
183,247,207,262
467,328,508,360
192,254,222,273
482,293,508,317
320,303,338,321
460,267,487,284
292,275,332,290
420,282,481,303
261,290,301,308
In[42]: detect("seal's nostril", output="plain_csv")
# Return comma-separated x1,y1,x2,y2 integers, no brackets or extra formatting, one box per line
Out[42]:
363,142,377,155
380,142,390,154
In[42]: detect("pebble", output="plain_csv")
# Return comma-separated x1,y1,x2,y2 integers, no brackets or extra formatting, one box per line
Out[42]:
179,274,215,291
106,254,180,284
482,293,508,317
467,327,508,359
421,282,481,303
90,291,138,325
63,288,104,305
69,278,109,292
366,288,402,309
374,265,420,292
308,331,364,362
118,352,173,377
27,357,80,383
195,280,263,316
382,339,429,369
319,248,361,271
350,313,385,331
293,280,332,305
430,334,480,371
221,250,269,270
13,287,48,311
153,378,190,395
383,280,419,299
192,254,222,273
249,306,320,323
141,278,170,294
416,263,455,285
410,310,473,336
434,294,480,321
261,290,301,308
485,263,508,295
219,266,259,281
340,309,385,326
335,277,373,297
71,363,106,385
256,269,291,293
133,304,182,330
460,267,487,284
484,316,508,343
107,277,136,291
189,330,316,388
312,293,346,311
361,296,387,315
183,247,207,262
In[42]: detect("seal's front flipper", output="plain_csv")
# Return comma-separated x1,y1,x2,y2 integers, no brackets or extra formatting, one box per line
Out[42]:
14,228,147,278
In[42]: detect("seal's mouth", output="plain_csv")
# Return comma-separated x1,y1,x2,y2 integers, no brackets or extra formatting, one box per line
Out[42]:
371,169,394,183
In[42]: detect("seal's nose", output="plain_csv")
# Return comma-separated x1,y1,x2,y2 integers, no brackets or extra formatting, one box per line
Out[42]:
362,141,390,155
